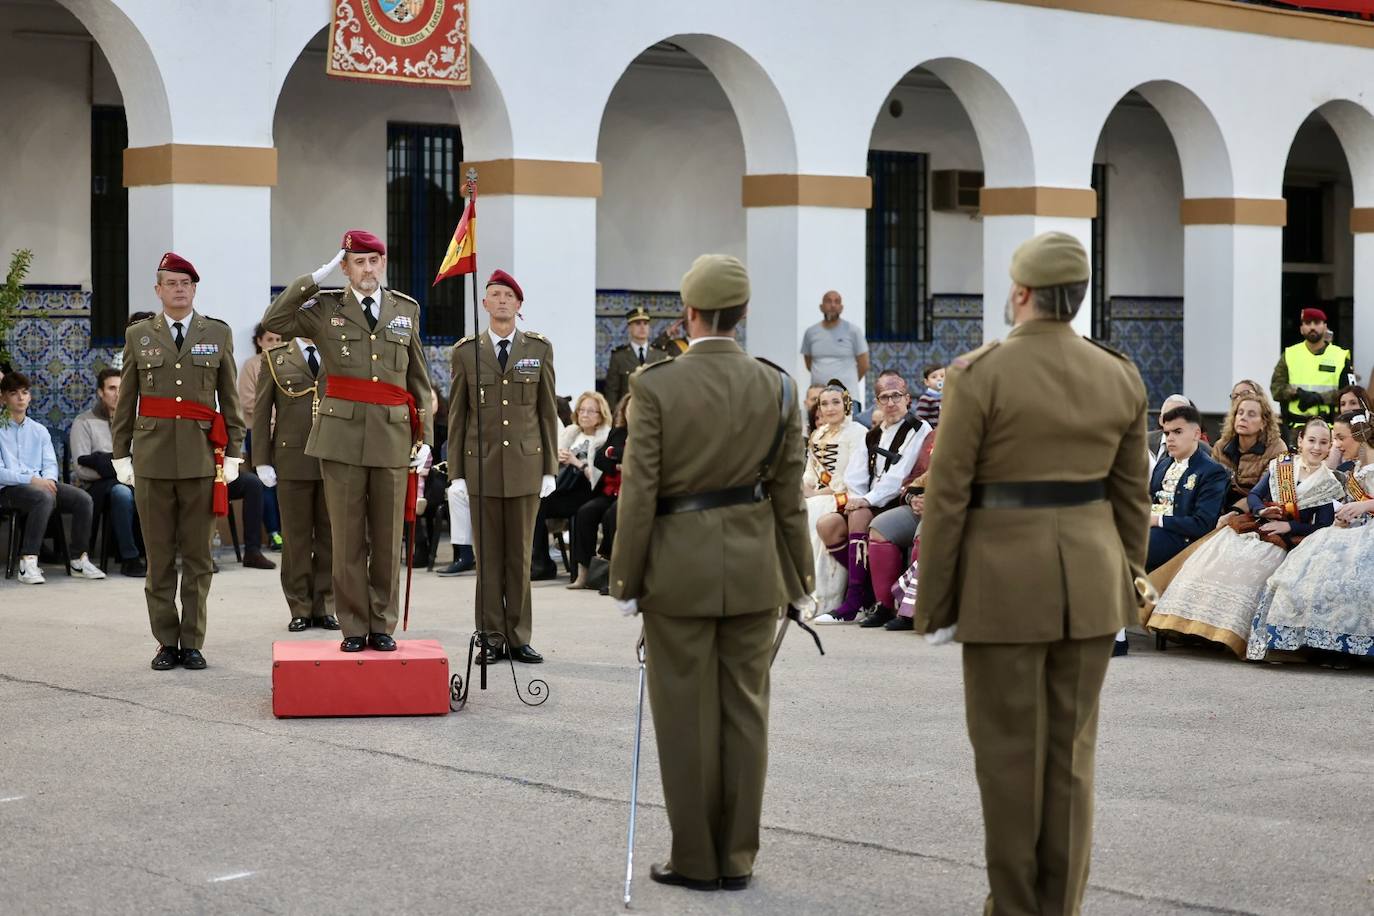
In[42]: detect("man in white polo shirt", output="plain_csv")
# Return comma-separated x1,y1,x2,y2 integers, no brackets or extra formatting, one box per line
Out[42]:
800,290,869,414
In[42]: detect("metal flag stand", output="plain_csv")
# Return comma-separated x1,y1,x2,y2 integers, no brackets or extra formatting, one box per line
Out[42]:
448,167,549,711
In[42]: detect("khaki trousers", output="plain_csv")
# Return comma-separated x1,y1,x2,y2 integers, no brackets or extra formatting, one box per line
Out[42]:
643,609,775,881
277,477,333,620
471,494,539,647
320,460,406,638
134,476,215,650
962,635,1114,916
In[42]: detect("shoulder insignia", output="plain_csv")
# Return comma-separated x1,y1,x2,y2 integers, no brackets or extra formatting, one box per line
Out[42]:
317,288,345,300
950,340,1000,371
634,355,675,375
454,335,477,348
204,316,230,328
388,289,419,306
265,341,291,352
523,330,547,341
1085,337,1130,360
612,343,631,352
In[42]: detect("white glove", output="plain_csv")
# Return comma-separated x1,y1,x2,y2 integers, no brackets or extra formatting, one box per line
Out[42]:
113,456,134,487
223,457,242,484
452,478,468,496
311,249,346,286
615,598,638,617
539,474,556,498
924,624,958,646
410,443,431,470
256,464,277,487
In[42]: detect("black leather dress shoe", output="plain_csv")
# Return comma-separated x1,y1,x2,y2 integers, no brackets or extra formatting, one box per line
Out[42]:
649,863,718,891
510,644,543,664
120,558,147,577
368,633,397,651
530,564,558,582
288,617,311,632
884,615,914,631
860,605,895,628
313,615,341,630
721,875,751,891
180,648,207,670
477,642,506,664
243,551,277,570
436,558,475,576
150,645,180,671
341,636,367,652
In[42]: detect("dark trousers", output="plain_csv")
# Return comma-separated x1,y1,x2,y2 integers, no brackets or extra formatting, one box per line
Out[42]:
88,478,140,560
1146,527,1190,572
531,476,592,570
228,471,265,553
572,493,616,569
0,481,92,558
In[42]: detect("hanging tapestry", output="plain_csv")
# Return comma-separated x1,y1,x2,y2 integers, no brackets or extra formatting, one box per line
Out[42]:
327,1,470,88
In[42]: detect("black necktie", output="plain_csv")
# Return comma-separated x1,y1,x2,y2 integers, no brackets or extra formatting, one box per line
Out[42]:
637,346,645,366
172,321,185,351
498,339,510,372
306,346,319,377
362,296,377,331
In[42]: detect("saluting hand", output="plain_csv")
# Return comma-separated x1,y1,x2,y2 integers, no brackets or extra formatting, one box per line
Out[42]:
311,249,346,286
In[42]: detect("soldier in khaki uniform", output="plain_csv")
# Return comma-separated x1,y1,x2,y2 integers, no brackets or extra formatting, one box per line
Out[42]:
263,230,433,652
447,270,559,664
252,337,337,632
603,306,670,411
111,252,246,672
610,255,813,892
914,232,1150,916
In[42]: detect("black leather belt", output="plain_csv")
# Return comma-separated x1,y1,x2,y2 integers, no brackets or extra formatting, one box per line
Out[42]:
969,480,1107,509
657,483,765,516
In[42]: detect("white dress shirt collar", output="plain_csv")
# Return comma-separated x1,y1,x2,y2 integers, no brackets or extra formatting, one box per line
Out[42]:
488,328,516,350
687,335,732,348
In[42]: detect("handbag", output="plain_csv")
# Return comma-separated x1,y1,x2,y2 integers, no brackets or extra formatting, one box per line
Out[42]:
585,556,610,591
552,463,585,495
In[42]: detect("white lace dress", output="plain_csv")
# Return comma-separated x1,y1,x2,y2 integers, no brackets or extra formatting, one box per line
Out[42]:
1248,464,1374,660
799,420,867,618
1147,461,1344,657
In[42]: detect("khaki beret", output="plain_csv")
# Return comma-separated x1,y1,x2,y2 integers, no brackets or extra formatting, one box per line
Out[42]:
1010,232,1090,288
681,254,750,312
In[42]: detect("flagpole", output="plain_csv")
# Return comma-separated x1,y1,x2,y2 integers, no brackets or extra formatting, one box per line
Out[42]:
465,167,489,690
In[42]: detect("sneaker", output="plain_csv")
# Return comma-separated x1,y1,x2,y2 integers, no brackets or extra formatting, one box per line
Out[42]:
70,554,107,579
268,532,284,552
17,556,45,585
812,613,853,625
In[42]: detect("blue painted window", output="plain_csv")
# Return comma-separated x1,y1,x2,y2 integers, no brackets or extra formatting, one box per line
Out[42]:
866,150,930,342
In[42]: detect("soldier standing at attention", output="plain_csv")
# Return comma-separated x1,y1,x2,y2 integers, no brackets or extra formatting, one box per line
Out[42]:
111,253,246,671
252,336,338,633
263,231,433,653
603,306,669,411
447,270,559,664
915,232,1149,916
610,254,813,892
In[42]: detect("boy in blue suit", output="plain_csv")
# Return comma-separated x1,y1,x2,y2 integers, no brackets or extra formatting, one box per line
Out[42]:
1147,404,1230,571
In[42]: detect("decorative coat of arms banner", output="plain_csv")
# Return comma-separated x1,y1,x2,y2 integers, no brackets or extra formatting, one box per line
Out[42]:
327,1,470,88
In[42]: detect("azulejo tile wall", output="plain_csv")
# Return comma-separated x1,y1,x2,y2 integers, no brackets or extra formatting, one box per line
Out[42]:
1106,297,1183,410
867,295,984,407
595,289,748,383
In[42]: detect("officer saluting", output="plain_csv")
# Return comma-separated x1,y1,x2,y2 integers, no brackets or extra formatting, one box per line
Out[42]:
603,306,669,411
252,337,337,632
263,231,433,653
447,270,560,664
915,232,1149,915
111,252,246,671
611,254,813,892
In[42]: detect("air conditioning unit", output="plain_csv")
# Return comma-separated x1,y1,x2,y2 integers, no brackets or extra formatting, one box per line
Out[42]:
932,170,983,213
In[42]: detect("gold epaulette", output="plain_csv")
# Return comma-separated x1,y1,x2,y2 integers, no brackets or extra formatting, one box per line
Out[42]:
950,340,1000,371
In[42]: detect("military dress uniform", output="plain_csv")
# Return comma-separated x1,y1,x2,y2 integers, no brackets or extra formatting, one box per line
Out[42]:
610,255,813,887
603,307,670,411
915,233,1150,916
253,340,334,627
447,312,559,653
262,244,433,644
112,296,245,658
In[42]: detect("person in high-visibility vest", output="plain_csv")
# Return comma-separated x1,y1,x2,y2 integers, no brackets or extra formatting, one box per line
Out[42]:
1270,307,1355,438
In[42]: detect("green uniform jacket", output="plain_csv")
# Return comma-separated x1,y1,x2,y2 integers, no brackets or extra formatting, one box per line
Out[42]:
262,275,433,468
914,320,1150,642
252,342,324,482
609,339,814,616
447,330,559,497
603,341,671,412
112,311,245,477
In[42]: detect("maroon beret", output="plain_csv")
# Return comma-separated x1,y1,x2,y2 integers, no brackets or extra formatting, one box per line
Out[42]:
486,269,524,302
342,229,386,256
1301,307,1327,323
157,252,199,283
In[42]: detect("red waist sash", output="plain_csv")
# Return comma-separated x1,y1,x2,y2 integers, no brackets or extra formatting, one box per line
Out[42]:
324,375,423,521
138,396,230,516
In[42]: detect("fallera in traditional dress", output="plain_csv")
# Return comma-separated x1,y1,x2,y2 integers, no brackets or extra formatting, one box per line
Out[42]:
800,419,866,618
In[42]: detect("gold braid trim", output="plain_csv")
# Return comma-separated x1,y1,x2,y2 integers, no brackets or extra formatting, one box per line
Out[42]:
264,350,320,418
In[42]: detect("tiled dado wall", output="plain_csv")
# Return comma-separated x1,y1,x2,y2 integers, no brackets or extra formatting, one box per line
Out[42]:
5,286,1182,448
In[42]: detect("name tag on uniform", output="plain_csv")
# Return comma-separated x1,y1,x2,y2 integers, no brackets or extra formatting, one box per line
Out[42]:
514,358,541,373
388,315,413,331
1319,363,1337,372
191,343,219,355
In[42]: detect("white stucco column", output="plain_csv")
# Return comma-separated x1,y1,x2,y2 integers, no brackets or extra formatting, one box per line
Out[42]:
1179,200,1286,414
1352,218,1374,385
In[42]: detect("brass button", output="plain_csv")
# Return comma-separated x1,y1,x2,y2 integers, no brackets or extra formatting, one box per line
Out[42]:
502,399,508,406
175,379,182,386
617,579,624,587
370,334,377,340
371,353,378,361
174,363,181,369
502,440,509,447
175,396,183,402
371,376,379,382
281,441,287,446
328,407,334,413
502,379,509,385
502,420,509,426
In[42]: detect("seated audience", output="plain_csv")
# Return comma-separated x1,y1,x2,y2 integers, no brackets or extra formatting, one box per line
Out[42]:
863,429,936,631
1147,404,1230,571
0,371,104,583
912,363,944,428
1148,418,1342,656
568,393,630,589
1337,384,1368,417
804,384,825,434
813,370,931,623
799,381,867,617
531,391,611,581
70,367,145,576
1212,388,1289,511
1147,394,1213,466
227,468,276,569
1327,410,1373,472
240,322,283,551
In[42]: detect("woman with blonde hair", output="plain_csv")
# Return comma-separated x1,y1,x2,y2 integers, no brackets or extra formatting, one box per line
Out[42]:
799,381,867,617
531,390,612,580
1212,386,1289,516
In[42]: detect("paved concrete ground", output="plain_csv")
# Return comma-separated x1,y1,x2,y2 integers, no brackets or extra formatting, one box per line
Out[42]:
2,555,1372,915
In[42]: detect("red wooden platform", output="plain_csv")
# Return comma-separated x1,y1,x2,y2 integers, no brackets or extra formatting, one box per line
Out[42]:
272,639,451,718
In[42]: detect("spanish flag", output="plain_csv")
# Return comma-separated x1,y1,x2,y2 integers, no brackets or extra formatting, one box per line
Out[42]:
433,196,476,285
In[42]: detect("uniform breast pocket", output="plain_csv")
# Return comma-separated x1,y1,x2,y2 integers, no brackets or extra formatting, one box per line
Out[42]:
518,376,538,403
139,357,164,390
192,354,221,389
333,329,363,368
384,330,410,371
